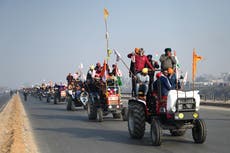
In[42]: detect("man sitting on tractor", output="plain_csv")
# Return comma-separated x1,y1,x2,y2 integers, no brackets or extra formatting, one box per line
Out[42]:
168,68,181,90
153,69,173,100
136,68,150,100
159,70,172,99
128,48,155,96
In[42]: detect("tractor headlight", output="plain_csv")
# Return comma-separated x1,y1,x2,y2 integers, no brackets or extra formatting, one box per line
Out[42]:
193,112,199,119
178,113,184,119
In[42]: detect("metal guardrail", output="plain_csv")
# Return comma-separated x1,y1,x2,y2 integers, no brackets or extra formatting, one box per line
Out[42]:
0,103,8,112
121,93,230,108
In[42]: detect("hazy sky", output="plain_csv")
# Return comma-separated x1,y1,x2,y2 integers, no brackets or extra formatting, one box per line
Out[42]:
0,0,230,88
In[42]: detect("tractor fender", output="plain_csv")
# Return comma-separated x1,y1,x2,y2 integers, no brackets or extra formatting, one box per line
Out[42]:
128,98,147,108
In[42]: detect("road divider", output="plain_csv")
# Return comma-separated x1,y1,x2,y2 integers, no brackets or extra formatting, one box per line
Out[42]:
0,94,39,153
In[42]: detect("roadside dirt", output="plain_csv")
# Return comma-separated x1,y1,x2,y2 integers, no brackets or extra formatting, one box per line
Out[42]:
0,94,39,153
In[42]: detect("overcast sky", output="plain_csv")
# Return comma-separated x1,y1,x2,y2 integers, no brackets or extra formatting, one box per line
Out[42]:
0,0,230,88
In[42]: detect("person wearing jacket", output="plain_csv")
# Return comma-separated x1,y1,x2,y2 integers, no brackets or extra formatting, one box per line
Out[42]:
136,68,150,99
66,73,73,86
159,70,172,97
146,54,159,92
127,48,139,96
160,48,176,71
128,48,154,96
168,68,181,90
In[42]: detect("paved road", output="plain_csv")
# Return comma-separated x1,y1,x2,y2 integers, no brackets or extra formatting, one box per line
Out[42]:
0,93,11,111
21,95,230,153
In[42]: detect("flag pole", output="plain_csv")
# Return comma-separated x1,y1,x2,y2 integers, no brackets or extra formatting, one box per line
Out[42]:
104,8,109,95
104,8,109,65
192,48,195,97
105,19,109,63
113,49,136,78
174,50,179,100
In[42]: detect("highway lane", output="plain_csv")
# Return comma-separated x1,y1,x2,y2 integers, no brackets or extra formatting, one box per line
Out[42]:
22,95,230,153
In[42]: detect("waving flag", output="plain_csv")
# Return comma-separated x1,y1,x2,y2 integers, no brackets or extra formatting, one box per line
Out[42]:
104,8,109,20
79,63,83,70
114,49,121,62
192,49,203,81
183,71,188,85
173,50,180,80
100,60,107,82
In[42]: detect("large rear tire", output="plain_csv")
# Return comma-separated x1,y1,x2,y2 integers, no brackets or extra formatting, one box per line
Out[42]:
87,100,97,120
128,102,145,139
192,119,207,144
150,118,162,146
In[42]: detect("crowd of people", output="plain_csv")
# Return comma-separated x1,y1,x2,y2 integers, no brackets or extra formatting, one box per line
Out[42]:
65,61,122,100
22,47,182,103
127,47,181,100
65,47,182,101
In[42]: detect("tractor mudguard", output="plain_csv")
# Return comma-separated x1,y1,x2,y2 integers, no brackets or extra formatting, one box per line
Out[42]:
128,98,146,106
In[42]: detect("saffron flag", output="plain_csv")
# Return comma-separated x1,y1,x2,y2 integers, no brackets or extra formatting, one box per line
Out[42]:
192,49,203,81
100,60,107,82
104,8,109,19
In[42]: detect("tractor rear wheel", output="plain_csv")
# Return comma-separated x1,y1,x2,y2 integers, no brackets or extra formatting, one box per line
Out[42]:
128,102,145,139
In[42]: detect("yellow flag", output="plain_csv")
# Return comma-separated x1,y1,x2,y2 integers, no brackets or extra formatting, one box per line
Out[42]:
192,49,203,81
104,8,109,19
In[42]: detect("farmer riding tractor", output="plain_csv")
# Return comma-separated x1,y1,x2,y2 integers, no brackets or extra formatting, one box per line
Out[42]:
66,81,89,111
87,76,128,122
128,71,207,146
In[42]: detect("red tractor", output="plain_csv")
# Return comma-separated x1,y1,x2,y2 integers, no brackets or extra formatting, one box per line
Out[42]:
87,78,128,122
128,83,207,146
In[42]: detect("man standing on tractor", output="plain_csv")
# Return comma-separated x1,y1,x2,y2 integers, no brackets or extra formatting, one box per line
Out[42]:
160,48,176,71
128,48,155,96
73,72,80,81
136,68,150,100
127,48,139,96
146,54,159,92
95,62,102,75
66,73,73,86
134,48,155,73
87,65,95,81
